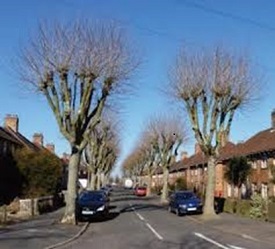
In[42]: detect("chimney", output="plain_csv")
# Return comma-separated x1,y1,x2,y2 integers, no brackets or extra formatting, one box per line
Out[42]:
4,114,19,132
46,143,55,154
181,151,188,160
33,133,44,147
195,143,202,154
272,109,275,128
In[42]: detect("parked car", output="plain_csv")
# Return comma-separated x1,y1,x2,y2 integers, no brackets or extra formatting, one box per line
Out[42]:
100,186,111,196
168,191,203,216
135,186,147,196
76,191,109,220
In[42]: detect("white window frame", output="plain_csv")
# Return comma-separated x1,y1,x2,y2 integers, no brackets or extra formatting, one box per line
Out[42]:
261,160,267,169
261,183,268,199
251,160,257,169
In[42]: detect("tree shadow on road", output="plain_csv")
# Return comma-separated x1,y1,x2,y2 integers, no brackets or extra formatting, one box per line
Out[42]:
120,203,166,213
111,196,157,203
83,211,120,223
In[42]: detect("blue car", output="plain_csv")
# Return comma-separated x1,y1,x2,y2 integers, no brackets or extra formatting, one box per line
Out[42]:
168,191,203,216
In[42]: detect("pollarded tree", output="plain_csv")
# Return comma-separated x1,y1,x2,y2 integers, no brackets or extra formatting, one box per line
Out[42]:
169,46,260,218
122,147,147,186
100,138,120,187
139,126,160,196
84,118,119,190
148,115,188,203
18,21,137,224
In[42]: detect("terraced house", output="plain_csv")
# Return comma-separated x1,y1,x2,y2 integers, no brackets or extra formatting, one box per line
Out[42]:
152,110,275,200
0,114,62,203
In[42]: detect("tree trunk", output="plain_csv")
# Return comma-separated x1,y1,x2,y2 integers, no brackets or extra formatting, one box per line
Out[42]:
146,173,153,197
202,156,218,219
88,171,96,190
161,167,169,203
61,149,81,225
89,172,96,190
96,170,102,190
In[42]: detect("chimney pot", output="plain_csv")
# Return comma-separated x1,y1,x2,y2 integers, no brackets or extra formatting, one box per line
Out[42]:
195,143,202,154
4,114,19,132
181,151,188,160
33,133,44,147
46,143,55,154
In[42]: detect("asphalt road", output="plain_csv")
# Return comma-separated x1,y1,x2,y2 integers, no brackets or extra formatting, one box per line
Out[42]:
60,188,275,249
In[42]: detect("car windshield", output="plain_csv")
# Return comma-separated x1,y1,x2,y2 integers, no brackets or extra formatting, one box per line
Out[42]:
79,192,105,202
176,192,196,200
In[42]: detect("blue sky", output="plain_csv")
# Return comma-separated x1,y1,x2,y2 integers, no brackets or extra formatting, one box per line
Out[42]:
1,0,275,175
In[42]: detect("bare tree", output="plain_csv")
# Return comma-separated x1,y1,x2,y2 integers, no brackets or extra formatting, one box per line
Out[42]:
138,126,160,196
122,147,147,186
18,20,137,224
169,46,260,218
84,117,119,190
148,115,188,203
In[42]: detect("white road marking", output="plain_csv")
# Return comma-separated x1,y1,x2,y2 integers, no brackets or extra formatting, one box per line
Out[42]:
146,222,164,240
227,245,246,249
136,212,145,221
130,203,163,241
194,232,230,249
241,234,259,241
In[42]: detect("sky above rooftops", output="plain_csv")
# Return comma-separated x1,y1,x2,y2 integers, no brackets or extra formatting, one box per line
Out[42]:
0,0,275,175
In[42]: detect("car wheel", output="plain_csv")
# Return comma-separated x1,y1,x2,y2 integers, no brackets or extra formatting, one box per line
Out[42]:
175,208,182,216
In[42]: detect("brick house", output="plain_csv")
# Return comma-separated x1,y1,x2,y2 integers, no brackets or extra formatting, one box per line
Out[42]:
162,110,275,200
0,114,65,203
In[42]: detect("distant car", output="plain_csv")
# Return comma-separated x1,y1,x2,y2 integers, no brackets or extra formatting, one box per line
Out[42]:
100,186,111,196
106,184,113,192
168,191,203,216
76,191,109,220
124,178,134,189
135,186,147,196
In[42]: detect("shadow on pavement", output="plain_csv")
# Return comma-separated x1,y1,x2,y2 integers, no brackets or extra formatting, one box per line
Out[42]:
120,203,165,213
111,196,157,203
83,211,120,223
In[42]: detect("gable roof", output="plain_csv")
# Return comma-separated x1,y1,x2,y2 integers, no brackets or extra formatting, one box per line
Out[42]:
240,128,275,156
4,127,41,152
0,127,21,144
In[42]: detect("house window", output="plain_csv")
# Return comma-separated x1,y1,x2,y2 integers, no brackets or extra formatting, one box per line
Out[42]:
261,183,268,199
227,183,232,197
261,160,267,169
251,161,257,169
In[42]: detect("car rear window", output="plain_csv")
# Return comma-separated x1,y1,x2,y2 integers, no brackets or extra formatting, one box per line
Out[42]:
79,192,105,202
138,187,146,190
176,192,195,199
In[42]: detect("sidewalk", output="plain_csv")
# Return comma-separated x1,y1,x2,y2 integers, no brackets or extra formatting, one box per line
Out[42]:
190,212,275,245
0,208,87,249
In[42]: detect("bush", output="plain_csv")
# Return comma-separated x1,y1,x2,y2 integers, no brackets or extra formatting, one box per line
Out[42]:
223,198,237,213
223,198,250,217
250,193,266,219
14,148,63,198
236,200,251,217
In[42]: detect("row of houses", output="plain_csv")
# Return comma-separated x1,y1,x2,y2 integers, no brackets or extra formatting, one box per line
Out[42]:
149,110,275,199
0,114,70,201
